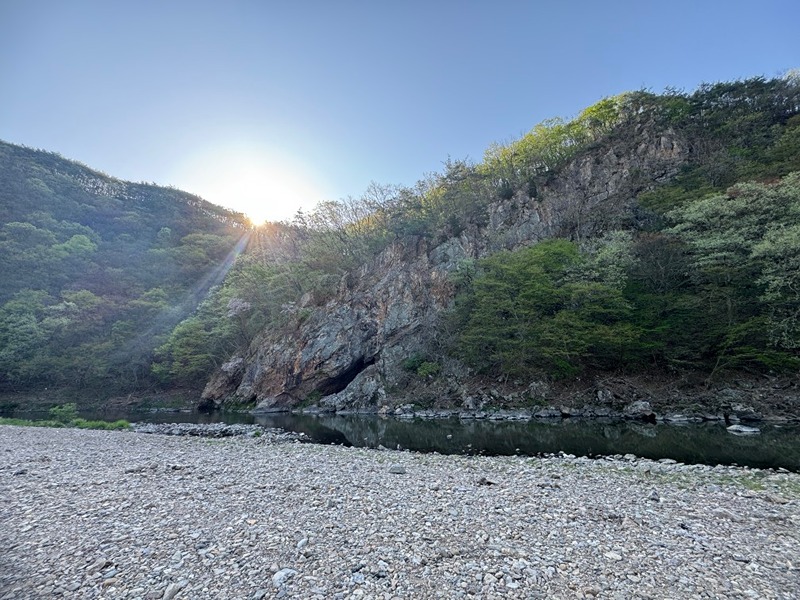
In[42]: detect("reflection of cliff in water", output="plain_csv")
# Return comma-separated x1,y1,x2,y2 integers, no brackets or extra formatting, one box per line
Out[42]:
253,413,352,446
253,414,800,471
48,406,800,471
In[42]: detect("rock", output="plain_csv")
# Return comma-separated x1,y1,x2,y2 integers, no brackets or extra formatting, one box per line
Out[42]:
727,424,761,435
712,507,743,522
388,464,406,474
560,406,583,417
162,582,185,600
272,568,298,588
730,403,762,422
131,422,299,441
663,413,690,423
5,422,799,600
764,494,789,505
623,400,654,420
596,388,615,404
648,489,660,502
533,407,561,419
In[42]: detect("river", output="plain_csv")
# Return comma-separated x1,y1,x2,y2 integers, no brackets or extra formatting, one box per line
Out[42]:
25,408,798,471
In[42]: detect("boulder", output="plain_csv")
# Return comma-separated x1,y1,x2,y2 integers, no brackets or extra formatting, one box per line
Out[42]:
622,400,655,421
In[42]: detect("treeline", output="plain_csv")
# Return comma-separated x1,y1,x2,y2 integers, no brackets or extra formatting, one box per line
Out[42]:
453,173,800,380
0,141,249,394
155,73,800,387
452,74,800,380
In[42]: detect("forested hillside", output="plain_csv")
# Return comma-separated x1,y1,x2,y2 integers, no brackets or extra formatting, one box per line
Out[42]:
0,141,249,401
2,73,799,413
192,74,800,412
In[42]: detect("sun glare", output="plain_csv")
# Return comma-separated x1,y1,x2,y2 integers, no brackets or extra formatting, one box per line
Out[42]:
169,142,329,224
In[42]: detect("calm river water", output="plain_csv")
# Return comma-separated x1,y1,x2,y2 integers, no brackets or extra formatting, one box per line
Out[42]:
57,409,800,471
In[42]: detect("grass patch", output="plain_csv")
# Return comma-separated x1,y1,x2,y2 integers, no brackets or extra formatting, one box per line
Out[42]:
0,416,131,431
0,404,130,431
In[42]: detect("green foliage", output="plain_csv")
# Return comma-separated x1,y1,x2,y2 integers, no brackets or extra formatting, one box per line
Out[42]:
667,173,800,362
401,353,427,372
401,354,441,378
453,239,645,379
638,75,800,215
416,361,441,378
0,415,130,430
0,140,249,395
48,402,78,423
152,74,800,390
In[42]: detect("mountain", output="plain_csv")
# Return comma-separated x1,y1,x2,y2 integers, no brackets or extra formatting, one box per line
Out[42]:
2,74,799,417
0,141,250,404
193,75,800,417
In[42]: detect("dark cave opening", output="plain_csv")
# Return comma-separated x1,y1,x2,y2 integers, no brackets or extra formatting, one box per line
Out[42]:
315,356,375,396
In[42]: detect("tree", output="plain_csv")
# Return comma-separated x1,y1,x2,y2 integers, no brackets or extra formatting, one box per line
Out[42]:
667,172,800,370
455,239,644,379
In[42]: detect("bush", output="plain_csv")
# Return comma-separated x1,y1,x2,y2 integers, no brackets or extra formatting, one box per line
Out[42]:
416,361,441,378
72,418,130,430
49,403,78,423
401,354,427,372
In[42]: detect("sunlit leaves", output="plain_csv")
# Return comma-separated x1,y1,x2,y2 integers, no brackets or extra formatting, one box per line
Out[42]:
669,172,800,352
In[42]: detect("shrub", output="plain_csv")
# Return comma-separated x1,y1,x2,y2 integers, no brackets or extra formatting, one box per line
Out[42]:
48,403,78,423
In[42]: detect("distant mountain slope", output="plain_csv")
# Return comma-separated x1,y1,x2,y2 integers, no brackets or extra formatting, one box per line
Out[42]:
0,140,250,399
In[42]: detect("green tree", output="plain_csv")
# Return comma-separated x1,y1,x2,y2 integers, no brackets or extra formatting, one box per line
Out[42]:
455,239,643,379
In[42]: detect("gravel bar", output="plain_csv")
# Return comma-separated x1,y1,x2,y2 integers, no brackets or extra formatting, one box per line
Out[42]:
2,425,799,599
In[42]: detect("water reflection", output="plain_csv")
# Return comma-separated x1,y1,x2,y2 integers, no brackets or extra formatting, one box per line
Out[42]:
7,408,799,471
254,414,800,471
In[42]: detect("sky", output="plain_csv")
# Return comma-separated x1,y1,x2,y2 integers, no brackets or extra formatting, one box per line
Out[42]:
1,1,798,224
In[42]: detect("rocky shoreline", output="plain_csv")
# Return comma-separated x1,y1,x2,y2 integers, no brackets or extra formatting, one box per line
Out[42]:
129,422,304,440
297,401,799,425
3,425,799,599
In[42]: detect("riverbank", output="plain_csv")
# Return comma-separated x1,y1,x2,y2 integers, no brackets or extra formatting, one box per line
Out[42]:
2,426,799,599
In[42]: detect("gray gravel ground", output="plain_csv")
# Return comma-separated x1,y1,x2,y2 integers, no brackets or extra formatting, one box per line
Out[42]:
2,425,799,599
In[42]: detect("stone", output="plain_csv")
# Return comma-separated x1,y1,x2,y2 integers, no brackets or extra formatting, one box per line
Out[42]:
388,465,406,474
4,423,799,600
533,407,561,419
272,568,298,588
730,403,762,422
162,582,184,600
623,400,655,420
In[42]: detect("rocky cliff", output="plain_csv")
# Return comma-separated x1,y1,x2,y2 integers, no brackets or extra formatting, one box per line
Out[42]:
201,124,690,412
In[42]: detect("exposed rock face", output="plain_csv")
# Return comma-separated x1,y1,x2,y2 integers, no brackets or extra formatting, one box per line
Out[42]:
202,126,690,411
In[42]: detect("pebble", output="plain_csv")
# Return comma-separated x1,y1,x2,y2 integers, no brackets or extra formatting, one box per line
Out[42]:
1,425,798,599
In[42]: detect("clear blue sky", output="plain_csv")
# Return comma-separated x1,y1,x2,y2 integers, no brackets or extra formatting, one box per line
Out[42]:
1,0,798,222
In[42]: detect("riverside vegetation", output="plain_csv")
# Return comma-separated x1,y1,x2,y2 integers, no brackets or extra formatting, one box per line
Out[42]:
1,73,799,415
0,403,129,430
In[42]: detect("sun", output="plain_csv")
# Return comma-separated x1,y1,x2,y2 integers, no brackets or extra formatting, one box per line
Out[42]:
169,141,329,224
